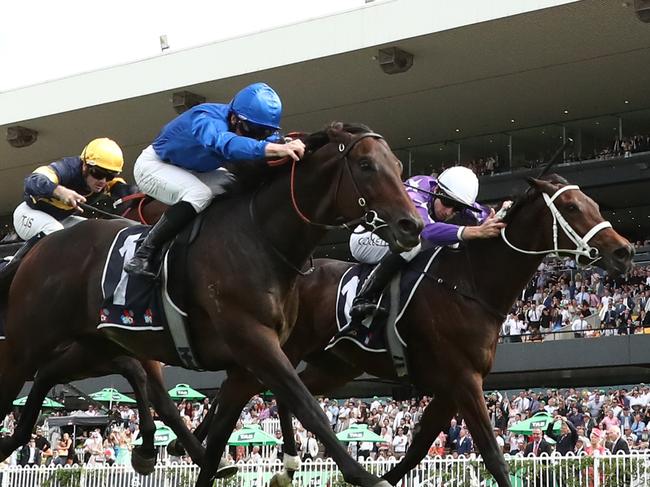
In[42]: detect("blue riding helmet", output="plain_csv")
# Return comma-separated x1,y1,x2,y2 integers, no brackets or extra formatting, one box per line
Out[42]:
230,82,282,130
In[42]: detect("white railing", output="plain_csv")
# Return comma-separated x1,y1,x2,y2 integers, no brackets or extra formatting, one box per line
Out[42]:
1,451,649,487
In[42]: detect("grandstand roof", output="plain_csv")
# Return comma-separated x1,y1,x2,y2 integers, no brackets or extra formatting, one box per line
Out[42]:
1,0,649,226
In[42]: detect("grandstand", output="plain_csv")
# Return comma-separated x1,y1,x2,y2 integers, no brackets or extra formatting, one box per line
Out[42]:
2,0,650,395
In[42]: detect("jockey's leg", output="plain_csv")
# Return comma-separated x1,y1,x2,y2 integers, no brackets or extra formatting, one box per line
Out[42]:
125,146,236,278
335,243,420,341
12,203,64,241
6,203,63,267
124,201,197,278
350,251,408,318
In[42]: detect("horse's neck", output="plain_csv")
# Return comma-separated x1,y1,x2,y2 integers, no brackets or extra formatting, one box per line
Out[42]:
469,207,550,315
247,164,337,273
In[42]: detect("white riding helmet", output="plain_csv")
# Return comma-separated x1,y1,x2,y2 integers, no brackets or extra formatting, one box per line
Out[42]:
435,166,479,210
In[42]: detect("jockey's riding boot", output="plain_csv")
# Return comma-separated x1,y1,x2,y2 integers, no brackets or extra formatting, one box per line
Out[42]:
124,201,197,279
350,252,408,320
332,252,407,343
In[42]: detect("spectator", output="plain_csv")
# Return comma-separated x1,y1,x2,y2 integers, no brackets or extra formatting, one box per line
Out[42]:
302,432,319,461
585,428,608,456
546,415,578,455
524,428,552,456
83,429,105,465
56,432,72,465
448,418,461,452
392,427,408,458
19,437,42,467
456,427,473,456
606,427,630,454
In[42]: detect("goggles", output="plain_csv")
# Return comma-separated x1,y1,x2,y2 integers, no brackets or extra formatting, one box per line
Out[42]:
237,118,277,140
88,165,119,181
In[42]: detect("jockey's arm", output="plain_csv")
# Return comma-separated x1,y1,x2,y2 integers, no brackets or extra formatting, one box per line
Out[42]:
25,163,86,209
25,166,59,199
191,109,305,163
191,110,267,161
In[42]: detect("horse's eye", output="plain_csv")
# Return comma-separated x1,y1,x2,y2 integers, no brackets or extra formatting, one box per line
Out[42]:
566,203,578,212
359,159,374,171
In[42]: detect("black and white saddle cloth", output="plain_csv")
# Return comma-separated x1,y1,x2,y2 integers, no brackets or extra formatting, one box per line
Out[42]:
330,246,442,352
96,225,201,369
98,226,167,331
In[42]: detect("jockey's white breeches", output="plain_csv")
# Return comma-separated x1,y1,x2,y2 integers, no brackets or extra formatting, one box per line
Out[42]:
134,145,233,212
349,225,421,264
13,202,86,240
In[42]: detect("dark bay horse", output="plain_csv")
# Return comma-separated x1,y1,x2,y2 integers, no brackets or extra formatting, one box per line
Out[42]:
182,175,634,487
0,124,422,487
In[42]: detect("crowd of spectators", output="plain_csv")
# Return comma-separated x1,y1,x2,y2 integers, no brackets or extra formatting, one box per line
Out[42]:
499,255,650,343
2,383,650,468
433,132,650,178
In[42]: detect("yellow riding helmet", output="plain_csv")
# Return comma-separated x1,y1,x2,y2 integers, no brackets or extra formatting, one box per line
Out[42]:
80,138,124,173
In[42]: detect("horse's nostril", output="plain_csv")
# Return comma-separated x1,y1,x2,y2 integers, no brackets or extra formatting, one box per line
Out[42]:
398,218,420,238
613,245,633,261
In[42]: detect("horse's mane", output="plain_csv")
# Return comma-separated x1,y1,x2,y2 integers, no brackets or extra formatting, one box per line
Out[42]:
227,122,374,191
501,173,569,224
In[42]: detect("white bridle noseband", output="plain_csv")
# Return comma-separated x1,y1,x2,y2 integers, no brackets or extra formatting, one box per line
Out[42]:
500,184,612,264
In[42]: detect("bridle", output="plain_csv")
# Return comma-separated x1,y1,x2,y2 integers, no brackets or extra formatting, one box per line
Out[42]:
500,184,612,265
250,131,392,275
289,132,389,233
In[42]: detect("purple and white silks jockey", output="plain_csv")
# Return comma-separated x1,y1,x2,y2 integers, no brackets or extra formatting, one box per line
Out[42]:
349,175,489,264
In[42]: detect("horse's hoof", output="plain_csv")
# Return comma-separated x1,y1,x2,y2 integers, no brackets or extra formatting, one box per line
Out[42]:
131,446,156,475
269,471,293,487
166,439,186,457
214,462,239,479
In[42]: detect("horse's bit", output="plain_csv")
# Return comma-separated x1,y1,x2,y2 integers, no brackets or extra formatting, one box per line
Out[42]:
500,184,612,265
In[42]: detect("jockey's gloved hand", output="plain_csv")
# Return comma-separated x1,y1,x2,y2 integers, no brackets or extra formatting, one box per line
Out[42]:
53,186,87,211
265,139,305,163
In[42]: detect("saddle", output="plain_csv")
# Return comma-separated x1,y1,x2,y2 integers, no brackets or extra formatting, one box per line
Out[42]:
330,246,443,354
97,216,204,369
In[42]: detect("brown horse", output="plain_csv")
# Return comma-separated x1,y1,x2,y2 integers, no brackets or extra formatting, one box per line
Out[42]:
0,124,421,487
180,174,634,487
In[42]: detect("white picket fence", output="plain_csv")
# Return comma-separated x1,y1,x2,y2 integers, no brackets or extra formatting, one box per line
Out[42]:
2,451,649,487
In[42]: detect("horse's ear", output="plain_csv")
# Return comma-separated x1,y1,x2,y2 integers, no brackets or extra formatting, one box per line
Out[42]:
526,176,541,189
526,176,557,194
326,122,352,145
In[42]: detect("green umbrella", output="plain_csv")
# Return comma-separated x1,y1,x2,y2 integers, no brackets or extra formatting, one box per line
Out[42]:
13,396,64,408
133,421,177,446
336,424,385,443
509,412,560,435
167,383,206,401
227,424,281,446
88,388,136,404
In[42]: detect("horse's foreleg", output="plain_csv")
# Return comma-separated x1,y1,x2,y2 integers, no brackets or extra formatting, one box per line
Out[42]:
239,329,388,487
381,394,456,485
165,393,218,457
109,357,157,475
0,364,32,461
268,400,302,487
142,361,232,475
195,370,264,487
454,373,511,487
0,344,96,459
0,366,38,461
191,393,219,443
